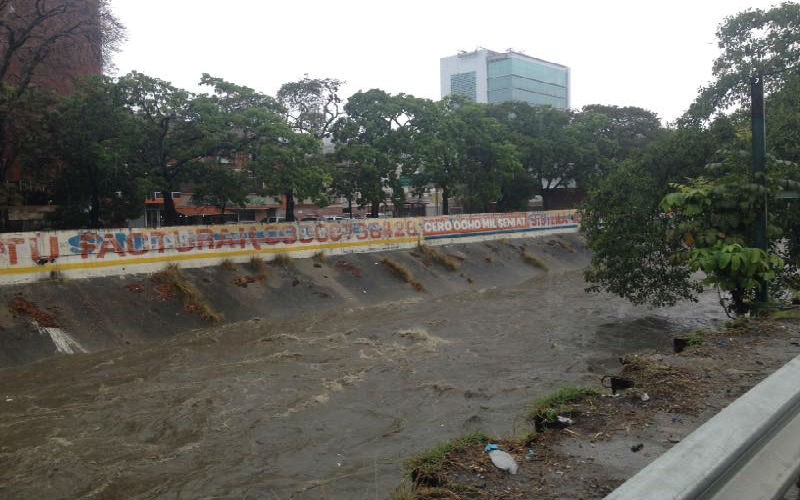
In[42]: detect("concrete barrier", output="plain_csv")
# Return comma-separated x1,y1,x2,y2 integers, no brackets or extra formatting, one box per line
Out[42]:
0,210,579,284
606,354,800,500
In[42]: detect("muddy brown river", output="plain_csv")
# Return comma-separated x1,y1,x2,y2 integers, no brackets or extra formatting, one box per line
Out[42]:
0,266,726,499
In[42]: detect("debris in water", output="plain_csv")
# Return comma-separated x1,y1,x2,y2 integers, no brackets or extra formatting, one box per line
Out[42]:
640,392,651,402
631,443,644,453
485,444,518,474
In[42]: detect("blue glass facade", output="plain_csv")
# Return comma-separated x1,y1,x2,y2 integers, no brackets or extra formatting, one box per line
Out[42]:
486,55,569,109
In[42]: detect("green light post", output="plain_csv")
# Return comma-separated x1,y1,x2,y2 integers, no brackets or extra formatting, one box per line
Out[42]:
751,74,769,304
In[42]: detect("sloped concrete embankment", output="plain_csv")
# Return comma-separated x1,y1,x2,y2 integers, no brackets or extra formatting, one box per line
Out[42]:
0,234,586,367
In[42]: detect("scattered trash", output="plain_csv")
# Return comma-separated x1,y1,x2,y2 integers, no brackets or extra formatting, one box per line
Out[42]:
525,448,536,461
671,417,683,424
485,444,519,474
631,443,644,453
5,397,12,402
313,263,322,268
718,339,731,348
668,438,681,443
790,339,800,346
640,392,650,402
556,415,574,426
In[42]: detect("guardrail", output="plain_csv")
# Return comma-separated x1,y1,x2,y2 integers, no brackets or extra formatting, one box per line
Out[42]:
606,354,800,500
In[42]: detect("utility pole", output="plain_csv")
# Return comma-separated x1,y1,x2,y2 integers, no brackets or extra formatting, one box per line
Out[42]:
751,74,768,303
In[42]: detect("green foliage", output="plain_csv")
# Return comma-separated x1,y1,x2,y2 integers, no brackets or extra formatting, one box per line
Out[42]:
685,2,800,123
48,77,145,228
660,150,792,315
528,387,600,423
405,432,490,481
686,330,705,346
277,76,344,139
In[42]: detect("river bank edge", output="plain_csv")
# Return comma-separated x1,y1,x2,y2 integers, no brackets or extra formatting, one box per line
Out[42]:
394,313,800,499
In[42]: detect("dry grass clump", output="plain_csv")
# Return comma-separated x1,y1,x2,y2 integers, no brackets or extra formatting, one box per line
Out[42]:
312,251,327,265
152,264,223,323
521,249,548,270
247,256,268,281
619,355,704,412
547,237,576,253
219,259,237,271
418,244,460,271
272,253,293,267
382,258,425,292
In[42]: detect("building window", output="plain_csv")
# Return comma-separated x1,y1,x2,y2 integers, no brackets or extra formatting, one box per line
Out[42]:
450,72,477,102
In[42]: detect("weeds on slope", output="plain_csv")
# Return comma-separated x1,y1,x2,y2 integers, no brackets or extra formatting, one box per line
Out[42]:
418,244,460,271
382,258,425,292
153,264,223,323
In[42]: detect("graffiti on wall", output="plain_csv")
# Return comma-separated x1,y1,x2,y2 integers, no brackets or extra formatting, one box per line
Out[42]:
0,219,422,267
423,211,579,239
0,210,579,277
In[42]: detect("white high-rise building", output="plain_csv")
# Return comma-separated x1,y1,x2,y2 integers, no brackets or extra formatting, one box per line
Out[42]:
440,48,570,109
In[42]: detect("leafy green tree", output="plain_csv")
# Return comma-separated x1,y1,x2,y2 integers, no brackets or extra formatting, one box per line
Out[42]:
118,72,231,226
684,2,800,123
455,102,521,213
407,96,467,215
277,76,344,139
190,163,251,215
332,89,418,216
489,102,583,210
199,76,329,222
582,126,720,306
47,76,144,228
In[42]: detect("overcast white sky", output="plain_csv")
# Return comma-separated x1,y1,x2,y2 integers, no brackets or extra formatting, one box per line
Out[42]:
111,0,779,123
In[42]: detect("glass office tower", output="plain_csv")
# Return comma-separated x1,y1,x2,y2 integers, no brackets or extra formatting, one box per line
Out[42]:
440,48,570,110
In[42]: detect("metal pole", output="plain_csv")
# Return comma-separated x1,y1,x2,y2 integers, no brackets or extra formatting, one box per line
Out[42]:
751,74,768,303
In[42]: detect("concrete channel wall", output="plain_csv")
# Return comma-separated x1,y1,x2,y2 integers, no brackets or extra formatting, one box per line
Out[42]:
0,210,579,285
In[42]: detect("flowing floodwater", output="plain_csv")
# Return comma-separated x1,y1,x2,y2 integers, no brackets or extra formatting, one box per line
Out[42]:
0,270,726,499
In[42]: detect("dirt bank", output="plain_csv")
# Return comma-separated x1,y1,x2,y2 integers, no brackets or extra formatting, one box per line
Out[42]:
0,234,729,499
400,317,800,499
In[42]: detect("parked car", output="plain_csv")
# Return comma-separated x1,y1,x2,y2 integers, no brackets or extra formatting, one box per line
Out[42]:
300,216,320,221
261,216,286,223
323,216,344,221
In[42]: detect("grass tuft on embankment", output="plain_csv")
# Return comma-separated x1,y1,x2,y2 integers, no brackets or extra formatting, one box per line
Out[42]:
272,253,293,268
406,431,490,487
521,249,548,270
417,244,460,271
153,264,223,323
528,387,599,425
382,258,425,292
219,259,237,271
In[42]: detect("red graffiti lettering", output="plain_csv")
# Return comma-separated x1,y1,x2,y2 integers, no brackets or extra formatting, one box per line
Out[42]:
282,226,297,245
315,224,329,243
328,224,342,242
150,232,167,253
126,233,148,256
80,233,97,259
173,231,194,252
195,229,214,250
354,222,367,240
98,235,126,259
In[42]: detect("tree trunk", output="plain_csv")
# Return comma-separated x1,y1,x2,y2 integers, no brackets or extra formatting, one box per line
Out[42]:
442,185,450,215
163,190,179,226
285,191,295,222
370,200,379,218
90,190,101,229
347,196,353,219
541,190,551,211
